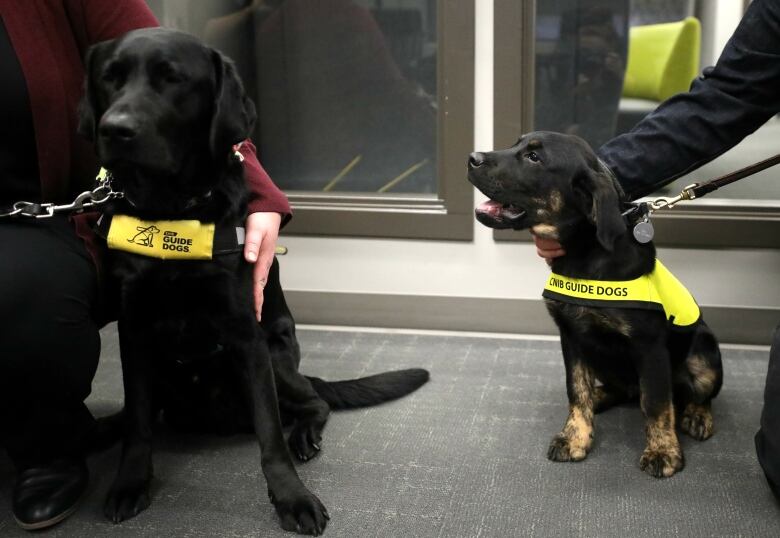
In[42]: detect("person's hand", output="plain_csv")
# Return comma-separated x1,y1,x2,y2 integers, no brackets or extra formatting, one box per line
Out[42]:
243,211,282,321
532,233,565,266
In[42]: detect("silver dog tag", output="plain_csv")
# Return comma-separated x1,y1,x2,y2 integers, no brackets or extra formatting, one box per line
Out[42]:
633,219,654,243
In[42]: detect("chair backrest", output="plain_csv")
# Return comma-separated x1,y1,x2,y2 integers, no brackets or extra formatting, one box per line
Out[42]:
622,16,700,102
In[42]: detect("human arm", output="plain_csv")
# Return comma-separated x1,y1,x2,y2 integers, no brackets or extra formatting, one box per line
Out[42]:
597,0,780,199
237,141,292,321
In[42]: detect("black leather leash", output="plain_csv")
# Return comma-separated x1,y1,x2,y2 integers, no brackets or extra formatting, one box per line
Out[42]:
622,152,780,243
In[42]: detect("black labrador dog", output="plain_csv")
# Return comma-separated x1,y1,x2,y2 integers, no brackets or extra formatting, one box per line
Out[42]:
79,28,428,535
468,132,722,478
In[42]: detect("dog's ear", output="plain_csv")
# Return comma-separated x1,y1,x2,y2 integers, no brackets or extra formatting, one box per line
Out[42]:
210,50,257,158
78,40,113,142
573,159,626,252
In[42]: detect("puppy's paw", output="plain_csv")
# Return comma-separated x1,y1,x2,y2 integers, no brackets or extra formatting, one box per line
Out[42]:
681,403,714,441
547,434,588,462
288,422,323,462
271,488,330,536
639,448,684,478
104,480,152,523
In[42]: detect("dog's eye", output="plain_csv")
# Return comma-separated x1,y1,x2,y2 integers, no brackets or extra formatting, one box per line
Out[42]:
164,72,186,84
154,63,187,84
101,64,123,84
525,151,540,163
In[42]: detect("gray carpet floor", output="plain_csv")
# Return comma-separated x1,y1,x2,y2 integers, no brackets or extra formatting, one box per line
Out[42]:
1,326,779,537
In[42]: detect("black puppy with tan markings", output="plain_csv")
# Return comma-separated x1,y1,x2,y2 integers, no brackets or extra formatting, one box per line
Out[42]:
468,131,723,478
79,28,428,535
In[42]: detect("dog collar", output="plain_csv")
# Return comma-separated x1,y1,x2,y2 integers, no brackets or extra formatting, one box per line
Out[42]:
96,214,245,260
542,259,700,327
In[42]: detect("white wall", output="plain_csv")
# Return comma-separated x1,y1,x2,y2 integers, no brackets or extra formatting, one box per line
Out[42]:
278,0,780,327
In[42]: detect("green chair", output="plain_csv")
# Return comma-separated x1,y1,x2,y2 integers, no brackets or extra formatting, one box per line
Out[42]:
617,17,701,132
623,16,701,101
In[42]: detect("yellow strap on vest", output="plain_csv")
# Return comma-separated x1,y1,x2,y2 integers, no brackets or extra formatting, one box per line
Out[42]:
107,215,215,260
543,259,700,327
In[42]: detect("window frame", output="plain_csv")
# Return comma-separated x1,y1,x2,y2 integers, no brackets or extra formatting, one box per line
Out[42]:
493,0,780,249
279,0,475,241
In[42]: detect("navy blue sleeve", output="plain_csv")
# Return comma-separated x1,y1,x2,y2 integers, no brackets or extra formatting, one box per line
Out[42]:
597,0,780,199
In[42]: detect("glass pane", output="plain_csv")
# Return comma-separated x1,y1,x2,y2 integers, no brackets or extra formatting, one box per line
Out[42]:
533,0,780,205
534,0,631,149
147,0,438,195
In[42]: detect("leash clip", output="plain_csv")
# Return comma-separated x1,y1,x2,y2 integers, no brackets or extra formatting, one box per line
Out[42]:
0,169,124,219
648,183,699,212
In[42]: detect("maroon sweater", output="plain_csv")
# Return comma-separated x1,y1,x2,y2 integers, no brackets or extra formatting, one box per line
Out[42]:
0,0,291,268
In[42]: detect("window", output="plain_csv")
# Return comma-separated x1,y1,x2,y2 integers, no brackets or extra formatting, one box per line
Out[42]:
494,0,780,248
146,0,474,239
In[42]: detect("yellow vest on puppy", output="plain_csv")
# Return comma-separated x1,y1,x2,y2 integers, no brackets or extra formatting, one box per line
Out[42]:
542,259,700,327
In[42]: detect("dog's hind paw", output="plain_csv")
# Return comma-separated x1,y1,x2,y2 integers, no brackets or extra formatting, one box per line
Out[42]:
547,434,588,462
639,448,684,478
288,422,324,462
104,480,152,523
681,403,714,441
272,488,330,536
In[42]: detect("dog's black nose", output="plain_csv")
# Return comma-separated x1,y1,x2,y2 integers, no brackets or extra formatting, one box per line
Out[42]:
99,112,139,141
469,152,485,168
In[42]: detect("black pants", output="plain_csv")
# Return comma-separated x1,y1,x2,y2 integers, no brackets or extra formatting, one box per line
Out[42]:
0,217,100,469
757,324,780,500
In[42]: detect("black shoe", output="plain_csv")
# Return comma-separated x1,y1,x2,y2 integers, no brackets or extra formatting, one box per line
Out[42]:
12,459,88,530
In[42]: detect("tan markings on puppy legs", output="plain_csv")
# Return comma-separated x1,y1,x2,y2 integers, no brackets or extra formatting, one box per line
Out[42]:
681,401,714,441
531,224,559,240
548,363,595,462
639,401,684,478
686,355,718,397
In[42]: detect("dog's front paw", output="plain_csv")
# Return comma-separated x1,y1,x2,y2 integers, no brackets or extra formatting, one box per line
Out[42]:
639,448,684,478
547,434,588,462
104,480,152,523
270,487,330,536
681,403,714,441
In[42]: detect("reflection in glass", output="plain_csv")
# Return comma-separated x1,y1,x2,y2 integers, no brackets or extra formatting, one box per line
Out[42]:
147,0,438,194
534,0,629,149
533,0,780,203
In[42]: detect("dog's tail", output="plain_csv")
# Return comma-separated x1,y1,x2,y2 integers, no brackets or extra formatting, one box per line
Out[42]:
306,368,429,410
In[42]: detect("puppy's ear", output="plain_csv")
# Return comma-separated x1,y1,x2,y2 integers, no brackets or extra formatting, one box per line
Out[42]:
210,50,257,158
78,40,112,141
573,160,626,252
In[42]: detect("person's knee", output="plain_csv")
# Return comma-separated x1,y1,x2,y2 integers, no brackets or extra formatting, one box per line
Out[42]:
0,260,100,396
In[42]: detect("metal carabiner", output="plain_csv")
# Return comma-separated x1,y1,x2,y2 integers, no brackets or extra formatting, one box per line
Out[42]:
648,183,699,212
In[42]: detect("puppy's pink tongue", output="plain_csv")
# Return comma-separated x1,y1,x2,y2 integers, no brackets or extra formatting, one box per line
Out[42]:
476,200,503,217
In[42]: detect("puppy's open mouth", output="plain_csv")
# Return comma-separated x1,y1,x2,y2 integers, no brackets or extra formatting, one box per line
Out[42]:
475,200,527,229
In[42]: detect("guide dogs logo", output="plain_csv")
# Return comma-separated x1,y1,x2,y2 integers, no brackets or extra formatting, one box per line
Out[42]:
161,230,194,253
107,215,216,260
128,225,160,248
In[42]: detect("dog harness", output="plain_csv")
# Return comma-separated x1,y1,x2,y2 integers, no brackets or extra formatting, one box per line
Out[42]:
97,214,245,260
542,259,700,327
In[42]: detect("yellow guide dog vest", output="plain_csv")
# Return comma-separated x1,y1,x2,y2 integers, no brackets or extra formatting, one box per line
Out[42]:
542,259,700,327
107,215,217,260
